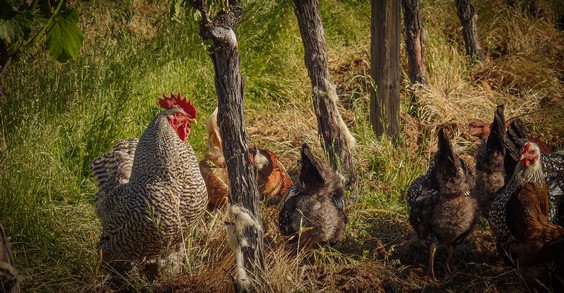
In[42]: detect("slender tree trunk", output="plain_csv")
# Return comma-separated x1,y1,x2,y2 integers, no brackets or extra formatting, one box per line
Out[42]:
188,1,264,291
371,0,400,138
293,0,357,189
402,0,427,86
456,0,484,61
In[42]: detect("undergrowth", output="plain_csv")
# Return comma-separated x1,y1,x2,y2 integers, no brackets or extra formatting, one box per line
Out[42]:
0,0,562,292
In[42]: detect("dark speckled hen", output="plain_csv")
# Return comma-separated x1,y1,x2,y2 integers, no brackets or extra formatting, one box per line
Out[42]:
278,143,347,245
472,105,507,218
407,128,477,279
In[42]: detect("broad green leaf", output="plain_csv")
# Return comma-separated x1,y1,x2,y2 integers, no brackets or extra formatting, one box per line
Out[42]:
0,6,33,44
45,8,84,63
0,19,19,43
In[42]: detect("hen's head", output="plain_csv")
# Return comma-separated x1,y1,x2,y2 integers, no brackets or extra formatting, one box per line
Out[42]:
520,142,541,168
158,92,197,141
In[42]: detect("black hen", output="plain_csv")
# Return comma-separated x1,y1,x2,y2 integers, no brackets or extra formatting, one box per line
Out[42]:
407,128,477,279
278,143,347,245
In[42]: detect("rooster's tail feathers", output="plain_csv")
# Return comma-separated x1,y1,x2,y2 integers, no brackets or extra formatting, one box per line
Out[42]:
91,138,138,194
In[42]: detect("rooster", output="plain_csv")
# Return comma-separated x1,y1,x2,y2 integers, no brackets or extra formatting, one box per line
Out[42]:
200,108,292,210
278,143,347,245
406,128,477,280
503,118,564,226
91,92,207,278
489,142,564,291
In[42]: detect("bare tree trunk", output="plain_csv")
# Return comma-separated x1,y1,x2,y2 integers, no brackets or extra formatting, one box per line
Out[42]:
293,0,357,189
371,0,400,138
0,224,20,293
402,0,427,86
188,1,264,291
456,0,484,61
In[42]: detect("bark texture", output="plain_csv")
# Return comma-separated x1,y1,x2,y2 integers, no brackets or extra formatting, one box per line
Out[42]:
371,0,400,138
189,1,264,291
293,0,357,189
401,0,427,85
456,0,484,61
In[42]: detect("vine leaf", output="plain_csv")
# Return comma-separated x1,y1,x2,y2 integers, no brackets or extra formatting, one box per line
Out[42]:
0,8,34,44
45,8,84,63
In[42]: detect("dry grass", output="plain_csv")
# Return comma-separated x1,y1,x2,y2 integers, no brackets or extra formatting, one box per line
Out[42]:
1,0,563,292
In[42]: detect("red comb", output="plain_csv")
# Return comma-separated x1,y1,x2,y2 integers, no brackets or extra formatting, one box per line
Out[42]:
522,142,531,153
158,91,197,118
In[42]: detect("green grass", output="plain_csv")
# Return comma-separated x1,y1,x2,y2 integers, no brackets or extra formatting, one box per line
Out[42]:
1,0,562,291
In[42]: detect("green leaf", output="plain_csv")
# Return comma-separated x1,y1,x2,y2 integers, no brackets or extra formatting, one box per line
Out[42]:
14,11,34,40
0,19,19,44
45,8,84,63
0,11,34,44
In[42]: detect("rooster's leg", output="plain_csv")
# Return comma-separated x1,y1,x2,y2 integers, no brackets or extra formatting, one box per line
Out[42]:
428,242,438,280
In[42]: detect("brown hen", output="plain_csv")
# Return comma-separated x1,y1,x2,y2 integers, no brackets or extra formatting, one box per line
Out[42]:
200,108,292,210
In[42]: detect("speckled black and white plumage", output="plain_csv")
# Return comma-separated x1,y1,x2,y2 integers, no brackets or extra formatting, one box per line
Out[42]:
505,118,564,225
407,128,477,278
490,142,564,290
278,143,347,245
543,151,564,225
91,107,207,275
489,142,546,264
